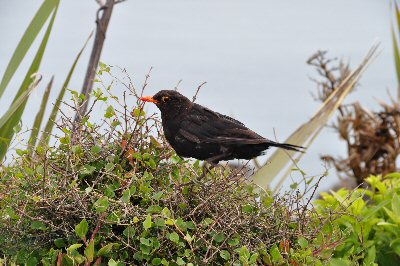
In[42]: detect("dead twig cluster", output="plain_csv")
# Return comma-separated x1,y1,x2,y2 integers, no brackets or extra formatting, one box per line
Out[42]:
309,51,400,185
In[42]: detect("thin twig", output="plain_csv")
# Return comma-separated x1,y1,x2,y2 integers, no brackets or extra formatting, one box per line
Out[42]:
192,81,207,102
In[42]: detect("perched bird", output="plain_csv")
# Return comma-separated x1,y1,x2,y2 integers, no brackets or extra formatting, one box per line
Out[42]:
140,90,303,164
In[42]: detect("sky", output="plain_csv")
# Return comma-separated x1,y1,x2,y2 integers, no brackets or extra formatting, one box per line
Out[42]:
0,0,396,192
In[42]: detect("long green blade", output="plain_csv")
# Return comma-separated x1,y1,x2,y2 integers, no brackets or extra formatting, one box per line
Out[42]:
394,2,400,100
38,32,93,147
28,76,54,155
0,0,58,98
396,1,400,35
251,44,379,191
0,1,59,161
0,76,41,129
392,27,400,100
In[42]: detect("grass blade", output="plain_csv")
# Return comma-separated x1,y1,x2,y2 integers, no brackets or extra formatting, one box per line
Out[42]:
395,1,400,35
0,75,41,129
28,76,54,155
38,32,93,146
392,27,400,92
394,2,400,100
0,0,59,98
0,2,59,161
251,44,379,191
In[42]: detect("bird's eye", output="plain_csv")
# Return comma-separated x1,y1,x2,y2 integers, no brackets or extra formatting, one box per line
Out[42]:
162,96,170,102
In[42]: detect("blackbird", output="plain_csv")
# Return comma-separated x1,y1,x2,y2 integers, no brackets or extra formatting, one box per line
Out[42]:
140,90,303,164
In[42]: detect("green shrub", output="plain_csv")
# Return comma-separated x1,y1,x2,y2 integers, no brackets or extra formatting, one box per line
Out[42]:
0,76,343,265
315,174,400,265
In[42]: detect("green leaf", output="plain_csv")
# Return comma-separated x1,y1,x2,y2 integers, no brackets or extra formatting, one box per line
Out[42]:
84,240,95,263
249,253,258,264
392,25,400,99
228,236,240,247
298,237,309,248
38,32,92,146
143,214,152,230
213,232,225,243
91,145,101,154
392,193,400,217
391,239,400,256
152,191,163,200
184,233,193,243
270,245,283,263
175,218,187,231
108,259,125,266
251,45,379,191
152,258,162,265
54,238,66,248
121,188,132,203
328,258,352,266
242,204,253,213
75,218,88,240
140,237,151,246
97,243,117,256
0,0,59,161
147,205,163,214
123,226,135,238
81,165,96,175
162,207,172,218
202,217,214,227
385,172,400,179
384,206,400,224
176,257,185,266
220,250,231,260
94,197,110,213
238,246,250,263
105,105,116,118
0,77,38,144
133,108,146,117
28,76,53,154
31,220,47,230
393,1,400,100
105,163,115,172
169,232,179,243
67,243,83,252
364,245,376,265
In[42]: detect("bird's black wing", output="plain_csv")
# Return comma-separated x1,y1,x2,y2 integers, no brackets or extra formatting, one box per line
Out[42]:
179,104,268,145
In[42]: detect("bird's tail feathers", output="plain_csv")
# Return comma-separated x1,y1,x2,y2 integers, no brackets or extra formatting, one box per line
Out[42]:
269,141,305,152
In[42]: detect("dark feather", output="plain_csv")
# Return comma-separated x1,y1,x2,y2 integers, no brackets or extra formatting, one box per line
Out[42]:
145,90,304,163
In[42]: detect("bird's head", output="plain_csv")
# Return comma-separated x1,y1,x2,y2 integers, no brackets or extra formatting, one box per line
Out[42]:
140,90,191,117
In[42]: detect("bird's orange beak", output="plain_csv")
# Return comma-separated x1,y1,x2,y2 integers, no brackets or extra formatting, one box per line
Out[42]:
140,96,159,104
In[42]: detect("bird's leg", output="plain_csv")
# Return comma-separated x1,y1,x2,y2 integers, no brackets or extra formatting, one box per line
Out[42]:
198,162,216,180
197,153,231,179
205,153,230,165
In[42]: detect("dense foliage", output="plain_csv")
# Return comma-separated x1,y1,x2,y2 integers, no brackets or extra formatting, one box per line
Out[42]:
0,85,342,265
315,174,400,265
1,71,400,265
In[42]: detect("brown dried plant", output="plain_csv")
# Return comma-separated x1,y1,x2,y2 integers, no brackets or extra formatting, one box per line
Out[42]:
309,51,400,186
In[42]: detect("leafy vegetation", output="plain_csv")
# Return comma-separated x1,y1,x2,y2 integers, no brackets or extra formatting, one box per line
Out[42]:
0,75,344,265
0,0,60,161
316,174,400,265
0,0,93,163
